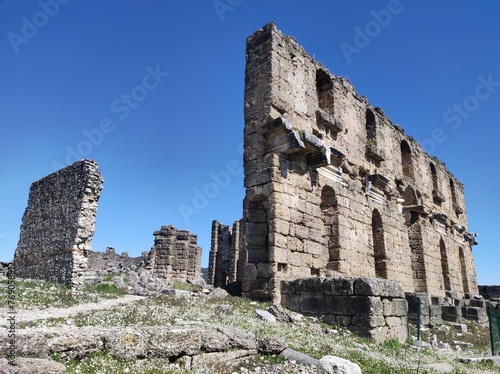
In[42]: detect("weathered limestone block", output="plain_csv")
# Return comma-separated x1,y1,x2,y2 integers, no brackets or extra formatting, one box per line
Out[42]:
13,159,103,287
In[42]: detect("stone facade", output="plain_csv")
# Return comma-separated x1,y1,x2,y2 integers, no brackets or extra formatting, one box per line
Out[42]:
207,220,243,288
241,23,478,303
146,225,202,283
13,159,103,287
281,277,408,343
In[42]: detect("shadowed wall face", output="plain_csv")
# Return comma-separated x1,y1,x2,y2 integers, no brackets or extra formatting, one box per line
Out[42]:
13,159,103,287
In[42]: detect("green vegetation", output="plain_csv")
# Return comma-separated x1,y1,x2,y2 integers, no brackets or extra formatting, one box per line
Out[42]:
172,281,200,292
0,278,125,309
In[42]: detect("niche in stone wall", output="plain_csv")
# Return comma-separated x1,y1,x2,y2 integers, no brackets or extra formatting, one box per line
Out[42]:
459,246,470,295
372,209,387,279
430,163,445,204
316,69,333,111
449,178,463,216
365,108,385,162
321,186,340,271
315,69,342,136
400,140,414,179
440,238,451,292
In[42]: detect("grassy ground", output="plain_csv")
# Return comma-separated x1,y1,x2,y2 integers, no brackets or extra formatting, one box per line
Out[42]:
0,278,126,309
3,279,500,373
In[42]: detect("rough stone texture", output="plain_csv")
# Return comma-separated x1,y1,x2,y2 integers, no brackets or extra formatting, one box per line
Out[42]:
146,225,202,284
258,336,287,355
0,325,257,362
86,247,146,273
317,355,362,374
0,358,66,374
281,277,408,343
240,22,478,302
208,219,244,287
13,159,103,287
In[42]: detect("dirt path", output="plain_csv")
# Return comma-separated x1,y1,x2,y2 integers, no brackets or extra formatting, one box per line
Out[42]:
0,295,144,325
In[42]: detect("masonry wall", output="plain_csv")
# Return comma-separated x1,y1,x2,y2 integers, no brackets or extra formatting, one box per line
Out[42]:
86,247,146,273
281,277,408,343
147,225,202,283
207,220,243,287
241,23,478,302
13,159,103,287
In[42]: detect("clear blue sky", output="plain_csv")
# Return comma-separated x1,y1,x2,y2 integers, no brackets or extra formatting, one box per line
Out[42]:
1,1,499,285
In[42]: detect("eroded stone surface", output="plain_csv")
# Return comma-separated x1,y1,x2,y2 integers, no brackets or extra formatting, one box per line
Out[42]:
238,22,478,303
13,159,103,287
146,225,203,284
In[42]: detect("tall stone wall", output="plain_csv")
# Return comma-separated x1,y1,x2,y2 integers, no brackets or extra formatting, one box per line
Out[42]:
241,22,478,302
13,159,103,287
207,220,243,287
147,225,202,283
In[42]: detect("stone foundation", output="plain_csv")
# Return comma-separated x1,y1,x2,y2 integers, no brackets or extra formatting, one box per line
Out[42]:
281,277,408,343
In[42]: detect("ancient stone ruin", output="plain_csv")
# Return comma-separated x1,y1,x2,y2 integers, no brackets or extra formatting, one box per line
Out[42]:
13,159,103,287
239,22,478,300
208,22,482,341
207,220,243,288
146,225,203,284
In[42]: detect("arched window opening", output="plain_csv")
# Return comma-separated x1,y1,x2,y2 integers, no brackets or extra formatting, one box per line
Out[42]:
401,140,414,179
440,239,451,291
402,186,419,225
321,186,340,271
372,209,387,279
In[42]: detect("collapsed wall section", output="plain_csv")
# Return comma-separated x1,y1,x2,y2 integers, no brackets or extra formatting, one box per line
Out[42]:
13,159,103,287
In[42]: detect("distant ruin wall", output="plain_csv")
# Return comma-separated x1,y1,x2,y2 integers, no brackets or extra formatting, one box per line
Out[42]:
147,225,202,283
479,285,500,300
281,277,408,343
13,159,103,287
208,220,244,287
86,247,146,273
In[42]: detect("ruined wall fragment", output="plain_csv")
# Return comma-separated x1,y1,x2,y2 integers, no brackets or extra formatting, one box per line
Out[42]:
13,159,103,287
147,225,202,283
208,219,243,287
